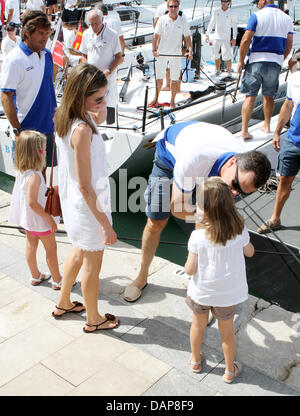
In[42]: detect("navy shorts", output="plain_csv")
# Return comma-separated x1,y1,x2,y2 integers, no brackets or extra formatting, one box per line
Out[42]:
240,61,281,97
45,0,57,5
277,133,300,177
144,152,173,220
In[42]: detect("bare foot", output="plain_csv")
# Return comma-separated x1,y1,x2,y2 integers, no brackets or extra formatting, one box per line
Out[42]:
259,125,271,134
241,132,253,141
147,99,157,107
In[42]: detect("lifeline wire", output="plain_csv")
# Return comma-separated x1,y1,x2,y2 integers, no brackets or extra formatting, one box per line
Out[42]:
0,223,299,256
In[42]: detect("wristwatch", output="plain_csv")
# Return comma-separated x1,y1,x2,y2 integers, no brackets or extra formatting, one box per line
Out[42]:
13,127,23,135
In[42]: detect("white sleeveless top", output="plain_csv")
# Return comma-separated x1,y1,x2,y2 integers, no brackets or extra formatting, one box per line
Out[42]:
9,170,55,232
56,118,112,251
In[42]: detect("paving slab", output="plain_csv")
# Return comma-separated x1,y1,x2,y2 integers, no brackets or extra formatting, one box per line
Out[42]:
0,276,32,309
0,321,74,387
67,358,169,396
0,272,7,280
142,368,217,396
199,361,300,396
0,242,25,270
42,332,133,386
1,189,300,396
0,363,74,396
235,304,300,391
120,316,224,383
0,290,57,339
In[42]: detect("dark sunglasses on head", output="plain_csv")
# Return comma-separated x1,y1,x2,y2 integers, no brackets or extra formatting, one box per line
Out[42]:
232,165,252,196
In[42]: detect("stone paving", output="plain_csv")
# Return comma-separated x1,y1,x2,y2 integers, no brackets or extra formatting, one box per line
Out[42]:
0,189,299,396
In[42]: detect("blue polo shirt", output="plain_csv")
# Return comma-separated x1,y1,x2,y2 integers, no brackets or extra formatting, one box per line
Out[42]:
1,41,56,134
156,121,244,193
246,5,294,66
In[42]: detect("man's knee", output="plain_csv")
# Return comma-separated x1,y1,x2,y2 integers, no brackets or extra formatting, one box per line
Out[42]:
279,175,295,190
145,217,168,234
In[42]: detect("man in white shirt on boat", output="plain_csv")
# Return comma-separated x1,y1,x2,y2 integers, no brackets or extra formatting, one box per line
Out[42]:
80,8,123,124
257,51,300,234
205,0,237,76
97,3,125,58
123,121,271,303
5,0,21,27
26,0,46,13
1,22,21,63
237,0,293,141
150,0,192,109
62,0,81,28
153,0,168,27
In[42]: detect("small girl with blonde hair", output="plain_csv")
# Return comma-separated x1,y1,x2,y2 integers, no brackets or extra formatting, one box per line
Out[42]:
9,130,62,289
185,177,254,383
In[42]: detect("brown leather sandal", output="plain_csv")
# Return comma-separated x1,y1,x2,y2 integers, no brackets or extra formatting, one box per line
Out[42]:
83,313,119,333
52,301,85,318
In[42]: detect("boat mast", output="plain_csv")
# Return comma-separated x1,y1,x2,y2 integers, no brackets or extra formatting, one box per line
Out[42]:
192,0,197,21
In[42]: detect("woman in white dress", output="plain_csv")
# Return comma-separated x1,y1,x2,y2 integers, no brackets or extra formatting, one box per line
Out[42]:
52,63,119,332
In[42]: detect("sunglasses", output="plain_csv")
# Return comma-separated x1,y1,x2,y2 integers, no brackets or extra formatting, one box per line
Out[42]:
232,165,252,196
168,5,179,8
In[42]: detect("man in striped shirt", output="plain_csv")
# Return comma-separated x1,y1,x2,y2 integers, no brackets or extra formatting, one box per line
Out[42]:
237,0,293,140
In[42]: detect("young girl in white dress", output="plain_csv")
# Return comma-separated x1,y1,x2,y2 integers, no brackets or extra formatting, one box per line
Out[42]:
9,130,62,289
52,63,119,332
185,177,255,383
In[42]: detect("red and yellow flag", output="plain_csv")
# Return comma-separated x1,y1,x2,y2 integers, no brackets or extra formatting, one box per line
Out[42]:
73,24,83,51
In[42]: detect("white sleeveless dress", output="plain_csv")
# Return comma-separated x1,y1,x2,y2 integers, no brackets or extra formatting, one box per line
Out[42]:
9,170,58,231
56,118,112,251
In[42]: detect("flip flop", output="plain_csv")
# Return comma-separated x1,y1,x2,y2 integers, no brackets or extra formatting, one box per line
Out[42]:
31,273,51,286
52,301,85,318
83,313,119,333
223,361,243,383
50,277,77,291
123,283,148,303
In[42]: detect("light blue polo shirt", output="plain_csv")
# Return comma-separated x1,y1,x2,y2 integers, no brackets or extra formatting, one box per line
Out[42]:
246,5,294,66
1,41,56,134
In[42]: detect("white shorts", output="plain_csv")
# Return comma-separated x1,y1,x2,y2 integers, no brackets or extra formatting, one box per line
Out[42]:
213,39,232,61
155,55,181,81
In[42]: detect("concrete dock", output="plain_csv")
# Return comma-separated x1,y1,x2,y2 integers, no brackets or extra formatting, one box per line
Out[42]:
0,189,299,397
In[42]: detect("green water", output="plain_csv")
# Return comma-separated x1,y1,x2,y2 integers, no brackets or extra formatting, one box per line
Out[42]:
0,172,189,266
112,212,189,266
0,171,265,299
0,172,14,194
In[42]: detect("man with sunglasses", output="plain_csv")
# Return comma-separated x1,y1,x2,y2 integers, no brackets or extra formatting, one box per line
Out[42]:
149,0,192,108
205,0,237,76
123,121,271,302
